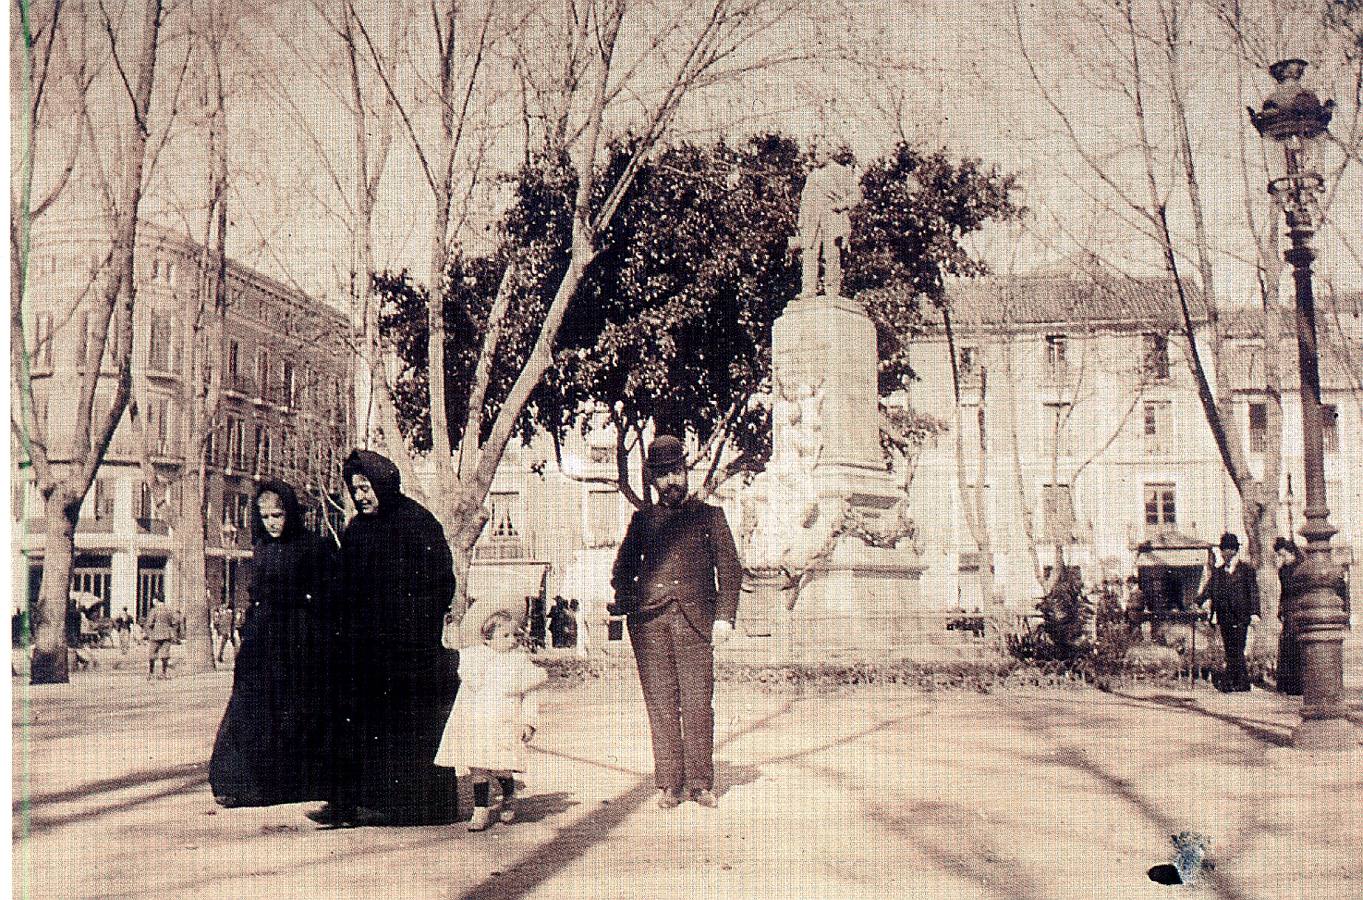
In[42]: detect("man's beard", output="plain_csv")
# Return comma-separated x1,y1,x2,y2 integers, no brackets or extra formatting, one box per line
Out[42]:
659,485,686,507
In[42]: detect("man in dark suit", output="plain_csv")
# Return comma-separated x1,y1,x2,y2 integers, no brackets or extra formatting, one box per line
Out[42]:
610,435,742,810
1199,532,1260,692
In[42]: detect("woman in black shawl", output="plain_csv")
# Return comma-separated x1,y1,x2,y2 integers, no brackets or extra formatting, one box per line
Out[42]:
313,449,460,827
209,479,339,807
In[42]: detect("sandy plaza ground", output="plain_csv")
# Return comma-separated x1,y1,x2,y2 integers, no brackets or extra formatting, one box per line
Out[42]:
10,649,1363,900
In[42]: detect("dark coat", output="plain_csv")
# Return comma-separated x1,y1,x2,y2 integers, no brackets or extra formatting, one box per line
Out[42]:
210,479,341,807
1205,559,1260,627
611,496,742,631
336,450,460,824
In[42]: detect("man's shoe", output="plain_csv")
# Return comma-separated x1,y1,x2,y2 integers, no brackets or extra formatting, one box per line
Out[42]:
467,806,492,831
690,789,718,809
656,789,683,810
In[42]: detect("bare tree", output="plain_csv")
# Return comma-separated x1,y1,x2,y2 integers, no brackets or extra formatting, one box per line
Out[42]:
12,0,169,684
359,0,821,608
1008,0,1363,631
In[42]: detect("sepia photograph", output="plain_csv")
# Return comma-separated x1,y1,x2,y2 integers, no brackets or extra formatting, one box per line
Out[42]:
9,0,1363,896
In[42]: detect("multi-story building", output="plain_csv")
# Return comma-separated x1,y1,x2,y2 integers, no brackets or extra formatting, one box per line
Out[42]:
13,221,352,621
453,268,1361,650
903,269,1361,620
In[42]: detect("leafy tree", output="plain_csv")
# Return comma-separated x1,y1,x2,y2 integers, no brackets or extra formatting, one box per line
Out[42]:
848,144,1024,395
378,137,1022,503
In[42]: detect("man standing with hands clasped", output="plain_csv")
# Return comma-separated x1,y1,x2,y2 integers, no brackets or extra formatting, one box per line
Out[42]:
610,436,742,810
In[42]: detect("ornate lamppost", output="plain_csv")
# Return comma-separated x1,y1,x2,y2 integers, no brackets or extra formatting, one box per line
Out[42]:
1249,59,1354,750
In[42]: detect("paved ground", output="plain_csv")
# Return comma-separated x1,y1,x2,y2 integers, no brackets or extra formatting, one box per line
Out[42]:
11,650,1363,900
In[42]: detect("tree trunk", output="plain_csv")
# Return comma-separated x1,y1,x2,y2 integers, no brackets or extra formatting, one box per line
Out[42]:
30,491,78,684
176,469,214,673
451,544,474,614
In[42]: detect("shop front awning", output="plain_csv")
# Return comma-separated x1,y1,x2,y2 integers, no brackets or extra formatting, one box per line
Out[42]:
1134,531,1212,569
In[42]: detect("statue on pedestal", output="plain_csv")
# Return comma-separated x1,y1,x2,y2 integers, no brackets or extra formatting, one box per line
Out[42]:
790,149,861,298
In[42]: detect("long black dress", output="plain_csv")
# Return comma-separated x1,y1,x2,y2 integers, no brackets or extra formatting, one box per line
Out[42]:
209,480,340,807
337,450,460,825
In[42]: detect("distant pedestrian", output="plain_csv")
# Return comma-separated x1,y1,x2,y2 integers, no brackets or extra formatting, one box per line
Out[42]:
113,609,133,655
1198,533,1259,693
526,595,546,651
213,601,239,662
143,595,182,680
548,596,570,648
434,608,548,831
1273,538,1304,695
210,479,340,809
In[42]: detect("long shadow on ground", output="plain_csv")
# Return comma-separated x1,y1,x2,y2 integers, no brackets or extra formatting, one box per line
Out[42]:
999,698,1263,900
454,701,796,900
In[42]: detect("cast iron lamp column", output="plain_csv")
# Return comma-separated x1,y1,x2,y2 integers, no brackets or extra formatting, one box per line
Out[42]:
1250,59,1354,750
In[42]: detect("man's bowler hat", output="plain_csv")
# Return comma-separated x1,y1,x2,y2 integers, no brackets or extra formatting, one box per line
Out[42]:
1219,532,1240,552
644,435,686,473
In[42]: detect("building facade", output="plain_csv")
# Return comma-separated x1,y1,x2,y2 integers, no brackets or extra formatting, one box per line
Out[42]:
903,271,1361,621
13,221,352,621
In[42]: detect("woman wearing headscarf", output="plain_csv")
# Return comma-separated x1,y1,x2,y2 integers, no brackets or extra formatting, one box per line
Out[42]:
1273,537,1304,695
312,449,460,827
209,479,339,807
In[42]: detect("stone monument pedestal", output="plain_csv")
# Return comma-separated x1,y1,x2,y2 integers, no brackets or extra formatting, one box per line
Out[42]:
752,292,925,657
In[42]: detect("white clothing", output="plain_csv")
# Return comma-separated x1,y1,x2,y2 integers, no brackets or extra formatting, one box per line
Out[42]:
434,644,548,776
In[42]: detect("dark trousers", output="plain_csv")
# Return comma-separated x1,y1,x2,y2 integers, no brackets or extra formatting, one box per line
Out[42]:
628,604,715,793
1276,622,1302,695
1218,621,1251,691
216,631,238,661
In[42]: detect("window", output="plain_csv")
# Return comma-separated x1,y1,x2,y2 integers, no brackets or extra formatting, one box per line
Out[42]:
147,315,173,371
279,427,293,473
227,415,245,470
255,349,271,401
1248,401,1267,453
1042,484,1076,544
297,365,311,410
281,360,295,407
489,492,521,539
1144,401,1172,454
93,479,115,520
1144,483,1177,528
227,340,240,388
253,423,270,475
1142,333,1170,381
1042,402,1071,457
1045,334,1068,378
147,396,172,455
137,482,155,521
958,345,979,381
1322,404,1338,453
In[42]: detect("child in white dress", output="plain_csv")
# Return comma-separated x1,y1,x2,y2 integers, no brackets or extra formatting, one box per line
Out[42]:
435,609,548,830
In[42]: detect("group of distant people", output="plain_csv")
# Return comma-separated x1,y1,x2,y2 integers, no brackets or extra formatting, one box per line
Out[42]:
206,435,743,828
1181,530,1346,694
